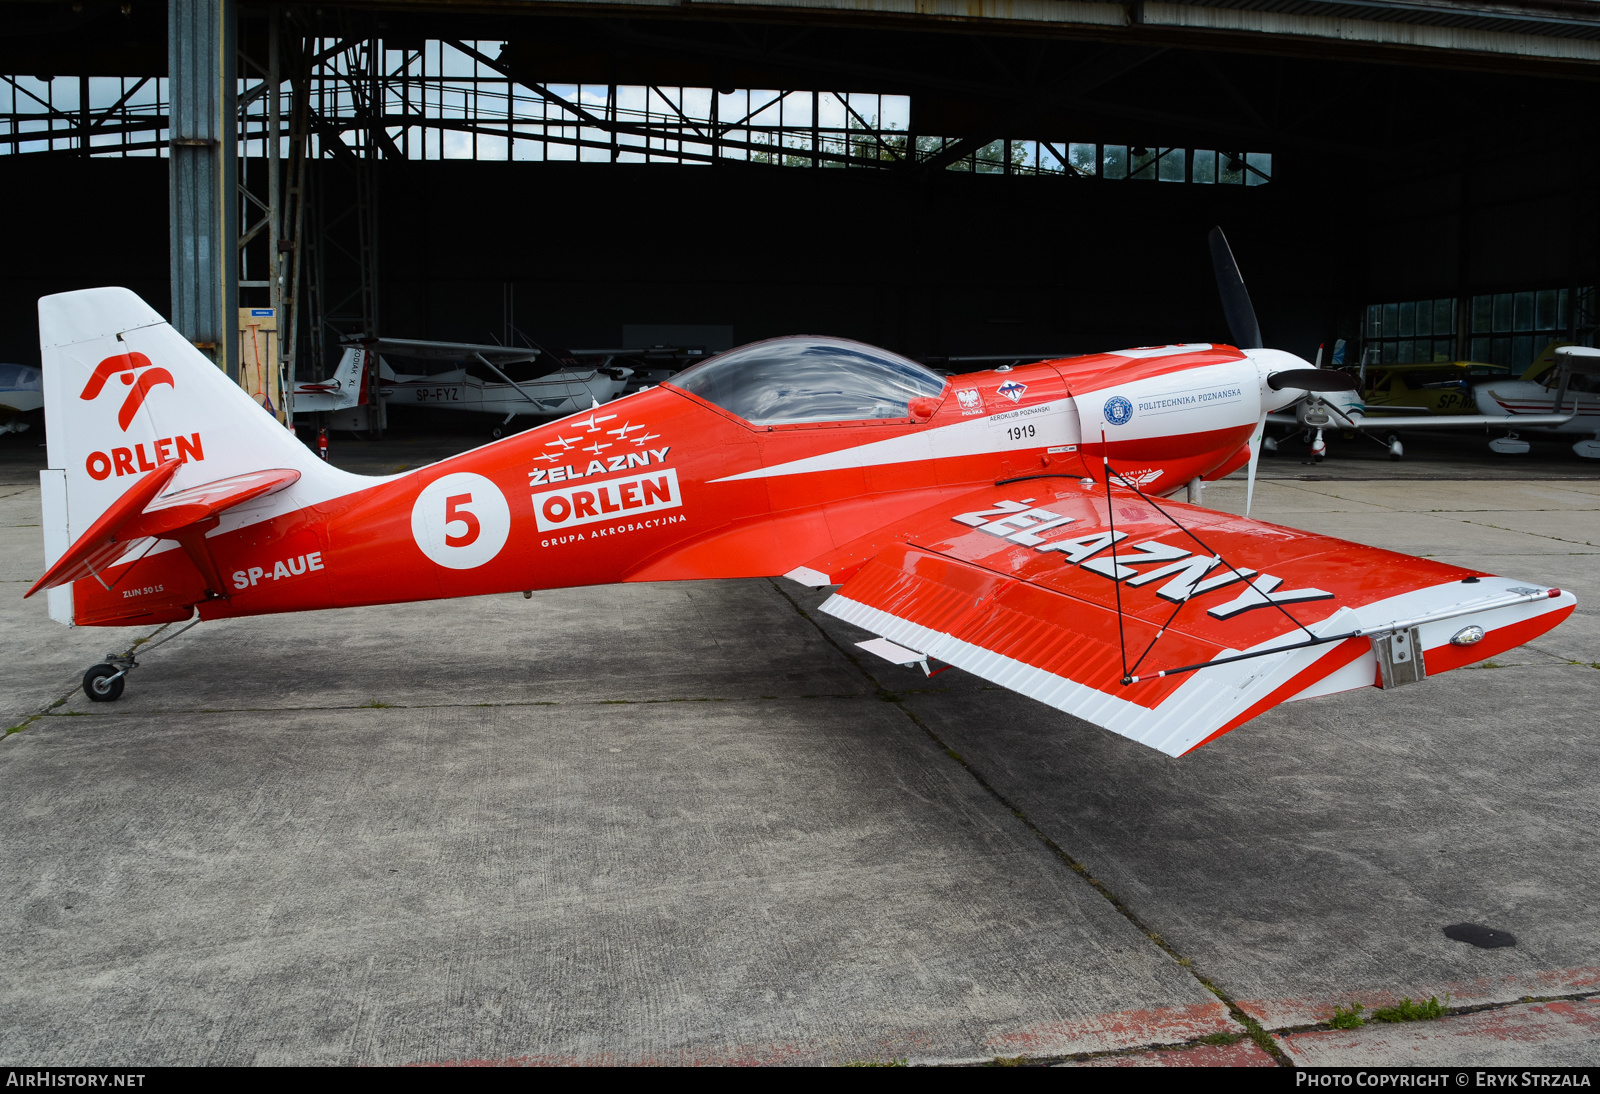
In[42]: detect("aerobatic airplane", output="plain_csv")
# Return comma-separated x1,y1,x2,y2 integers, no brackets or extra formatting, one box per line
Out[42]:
26,231,1574,758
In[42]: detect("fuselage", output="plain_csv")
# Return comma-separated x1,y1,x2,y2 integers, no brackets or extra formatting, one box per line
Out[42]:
1474,379,1600,435
73,342,1304,627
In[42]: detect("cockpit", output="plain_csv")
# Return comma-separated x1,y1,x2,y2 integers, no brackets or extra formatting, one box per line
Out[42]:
666,336,947,426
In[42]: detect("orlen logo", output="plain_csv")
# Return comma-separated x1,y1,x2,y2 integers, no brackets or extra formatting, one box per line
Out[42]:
80,351,204,482
84,433,204,481
532,467,681,532
81,351,174,430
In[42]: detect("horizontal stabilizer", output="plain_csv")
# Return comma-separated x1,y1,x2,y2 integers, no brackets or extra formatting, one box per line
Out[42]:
26,467,300,597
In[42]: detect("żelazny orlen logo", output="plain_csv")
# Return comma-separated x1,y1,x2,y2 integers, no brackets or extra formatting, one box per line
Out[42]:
997,380,1027,403
1104,395,1134,426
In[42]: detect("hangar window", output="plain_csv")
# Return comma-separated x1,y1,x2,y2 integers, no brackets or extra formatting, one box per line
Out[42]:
1191,151,1272,186
1,44,1270,190
1363,288,1597,371
1364,298,1459,365
0,74,170,155
1467,287,1595,371
667,337,947,426
933,140,1269,183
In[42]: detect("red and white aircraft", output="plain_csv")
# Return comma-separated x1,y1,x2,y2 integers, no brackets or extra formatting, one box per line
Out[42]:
27,233,1574,757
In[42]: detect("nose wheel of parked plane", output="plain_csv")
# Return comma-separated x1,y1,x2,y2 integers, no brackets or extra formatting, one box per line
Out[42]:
78,617,201,703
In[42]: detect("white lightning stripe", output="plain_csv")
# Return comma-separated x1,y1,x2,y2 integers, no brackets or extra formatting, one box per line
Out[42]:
1105,343,1215,359
710,398,1078,483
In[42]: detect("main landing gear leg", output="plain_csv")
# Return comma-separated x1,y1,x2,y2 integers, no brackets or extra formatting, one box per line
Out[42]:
81,616,201,703
1302,427,1326,465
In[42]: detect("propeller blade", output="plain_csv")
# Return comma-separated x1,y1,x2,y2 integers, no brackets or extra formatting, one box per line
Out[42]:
1246,411,1266,518
1208,227,1263,350
1267,369,1358,392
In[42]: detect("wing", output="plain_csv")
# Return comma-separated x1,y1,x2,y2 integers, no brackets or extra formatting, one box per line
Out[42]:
791,478,1574,757
364,337,540,366
1346,413,1574,429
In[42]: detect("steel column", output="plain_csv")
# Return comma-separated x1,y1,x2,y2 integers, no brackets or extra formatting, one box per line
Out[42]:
169,0,238,380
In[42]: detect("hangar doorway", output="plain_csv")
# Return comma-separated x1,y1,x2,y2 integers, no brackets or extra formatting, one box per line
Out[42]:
3,0,1597,441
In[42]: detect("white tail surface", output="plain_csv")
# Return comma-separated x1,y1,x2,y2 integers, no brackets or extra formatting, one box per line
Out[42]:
293,344,367,411
37,287,383,623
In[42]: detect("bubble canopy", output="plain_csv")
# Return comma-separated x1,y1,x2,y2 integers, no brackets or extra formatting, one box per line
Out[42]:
666,336,947,426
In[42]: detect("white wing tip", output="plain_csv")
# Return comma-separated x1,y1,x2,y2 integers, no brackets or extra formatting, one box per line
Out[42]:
856,638,925,665
784,566,833,588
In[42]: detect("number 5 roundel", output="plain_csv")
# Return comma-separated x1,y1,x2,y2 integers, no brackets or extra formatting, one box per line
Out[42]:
411,472,511,569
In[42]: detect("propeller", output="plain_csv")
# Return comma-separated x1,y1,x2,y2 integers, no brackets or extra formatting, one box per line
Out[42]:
1209,227,1361,512
1266,369,1358,392
1208,227,1263,350
1210,226,1272,513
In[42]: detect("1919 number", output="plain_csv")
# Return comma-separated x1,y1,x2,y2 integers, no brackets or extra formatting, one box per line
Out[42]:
1006,424,1036,441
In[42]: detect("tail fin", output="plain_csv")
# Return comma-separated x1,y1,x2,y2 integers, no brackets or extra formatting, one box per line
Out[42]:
292,344,368,411
38,287,330,622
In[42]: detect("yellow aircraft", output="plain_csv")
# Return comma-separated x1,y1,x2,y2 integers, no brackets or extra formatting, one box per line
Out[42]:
1360,360,1511,416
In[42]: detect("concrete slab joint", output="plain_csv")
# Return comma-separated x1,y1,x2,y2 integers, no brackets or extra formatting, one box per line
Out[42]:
1,474,1597,1065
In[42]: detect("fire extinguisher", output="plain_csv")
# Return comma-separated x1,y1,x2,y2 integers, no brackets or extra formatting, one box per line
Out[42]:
317,427,329,462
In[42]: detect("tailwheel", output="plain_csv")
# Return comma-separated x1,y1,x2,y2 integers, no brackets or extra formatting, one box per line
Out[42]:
83,664,126,702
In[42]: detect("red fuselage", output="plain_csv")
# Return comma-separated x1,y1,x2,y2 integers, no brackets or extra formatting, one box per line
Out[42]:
73,349,1262,627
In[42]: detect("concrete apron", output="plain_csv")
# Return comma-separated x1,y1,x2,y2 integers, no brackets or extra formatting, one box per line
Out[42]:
2,477,1598,1065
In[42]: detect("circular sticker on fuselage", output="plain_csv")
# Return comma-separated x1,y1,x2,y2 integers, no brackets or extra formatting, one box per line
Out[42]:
411,472,511,569
1104,396,1134,426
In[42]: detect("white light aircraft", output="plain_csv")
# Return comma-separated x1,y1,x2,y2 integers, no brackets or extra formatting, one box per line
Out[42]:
292,338,634,436
372,338,632,436
1271,347,1580,461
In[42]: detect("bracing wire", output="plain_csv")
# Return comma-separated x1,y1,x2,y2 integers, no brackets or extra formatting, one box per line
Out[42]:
1069,445,1323,686
1100,431,1129,683
1106,466,1318,643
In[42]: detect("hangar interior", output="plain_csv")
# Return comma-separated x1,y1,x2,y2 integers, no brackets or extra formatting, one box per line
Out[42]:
3,0,1599,428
